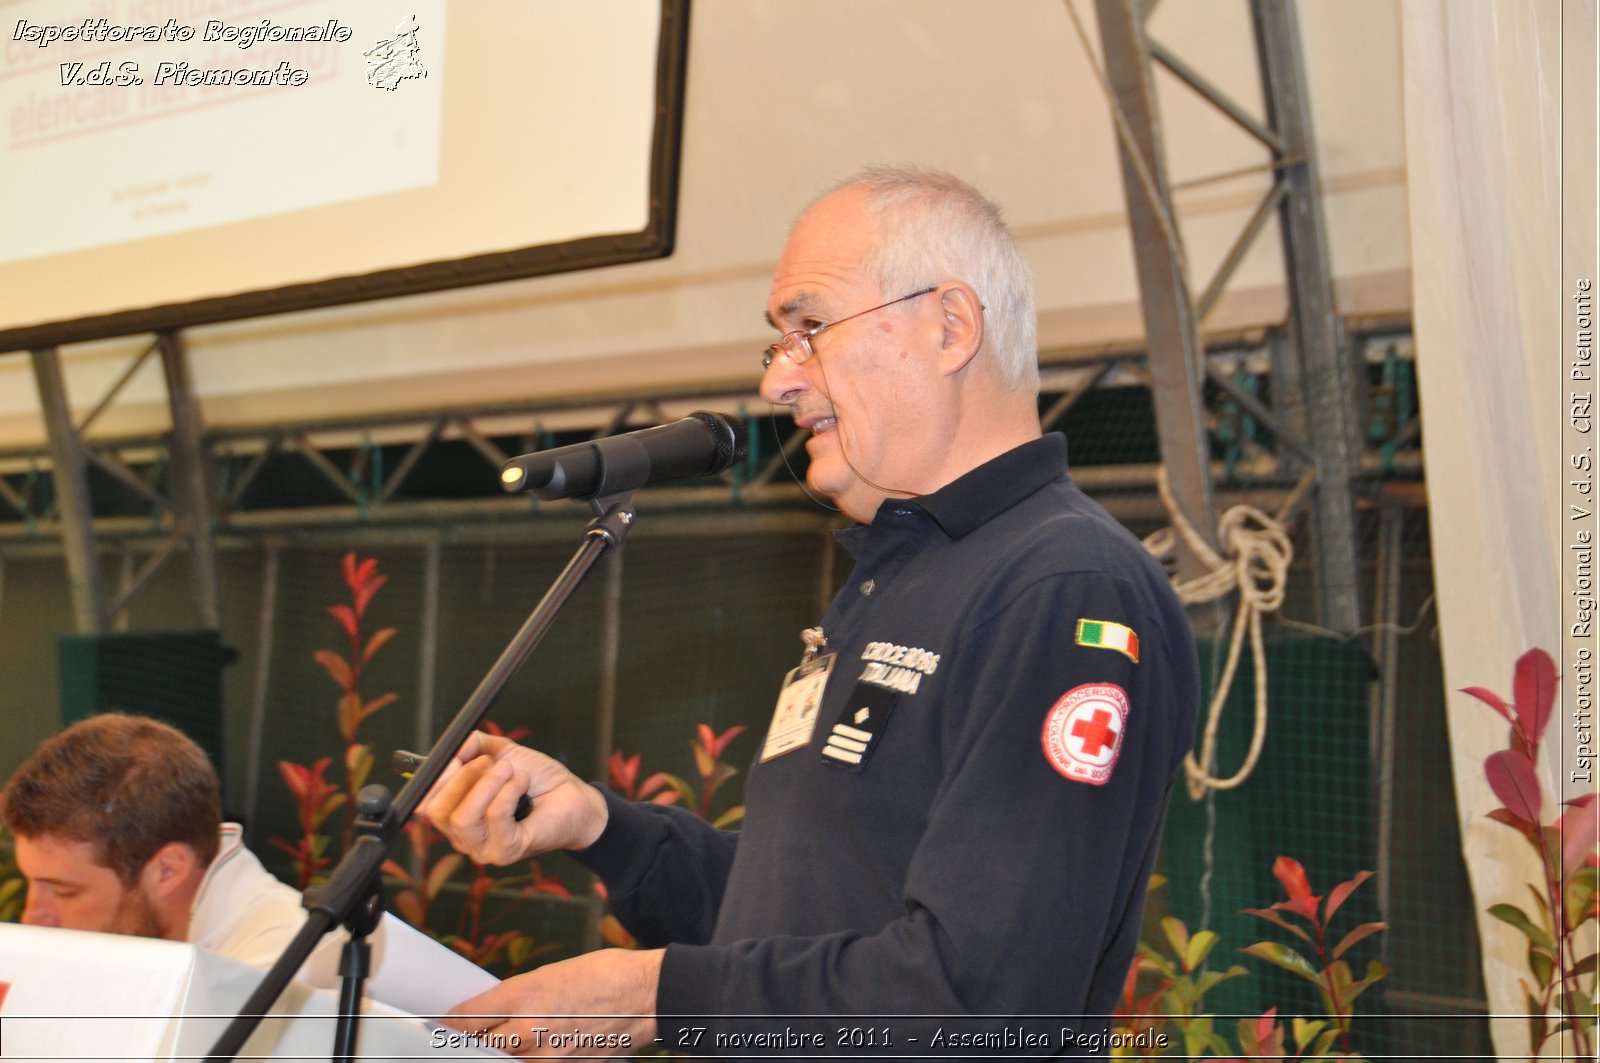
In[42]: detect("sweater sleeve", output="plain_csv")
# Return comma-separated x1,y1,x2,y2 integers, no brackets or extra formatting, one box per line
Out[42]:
570,787,741,947
652,573,1195,1053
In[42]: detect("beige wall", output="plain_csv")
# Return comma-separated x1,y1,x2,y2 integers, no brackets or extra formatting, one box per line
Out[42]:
0,0,1409,448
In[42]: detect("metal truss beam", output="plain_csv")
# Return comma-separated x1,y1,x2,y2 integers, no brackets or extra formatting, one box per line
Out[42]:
1091,0,1366,630
30,347,109,633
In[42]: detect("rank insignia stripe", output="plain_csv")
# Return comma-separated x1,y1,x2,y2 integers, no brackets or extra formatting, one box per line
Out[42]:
1074,618,1140,663
821,683,898,773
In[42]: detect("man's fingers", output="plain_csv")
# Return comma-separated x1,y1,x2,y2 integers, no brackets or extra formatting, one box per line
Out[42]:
452,731,512,764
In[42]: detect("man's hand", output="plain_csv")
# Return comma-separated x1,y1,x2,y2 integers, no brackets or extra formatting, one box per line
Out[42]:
418,731,608,865
438,948,664,1057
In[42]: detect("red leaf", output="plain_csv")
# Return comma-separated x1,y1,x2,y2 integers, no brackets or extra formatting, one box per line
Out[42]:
1486,807,1541,841
1559,798,1600,879
1460,686,1515,726
1331,920,1387,960
328,604,358,639
359,691,399,724
696,723,715,755
363,628,398,665
609,751,639,795
277,760,310,799
1240,905,1316,946
354,574,389,617
483,720,531,743
1118,958,1141,1011
313,650,354,691
1271,856,1321,921
1323,868,1374,924
341,551,358,589
354,556,380,589
1485,749,1543,824
393,890,425,927
712,725,746,759
1513,649,1558,746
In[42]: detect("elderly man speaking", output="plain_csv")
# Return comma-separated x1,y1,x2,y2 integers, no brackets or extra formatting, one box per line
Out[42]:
422,167,1200,1058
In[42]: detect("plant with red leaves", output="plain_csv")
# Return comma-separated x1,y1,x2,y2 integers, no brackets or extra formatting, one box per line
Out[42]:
1110,863,1386,1059
269,756,345,888
316,553,399,844
1462,648,1597,1057
1237,856,1386,1057
271,554,399,886
608,724,747,827
596,724,749,949
1111,953,1174,1059
1112,876,1240,1057
379,776,575,977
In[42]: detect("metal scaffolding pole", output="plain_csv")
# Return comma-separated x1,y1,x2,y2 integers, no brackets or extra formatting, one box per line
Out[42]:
30,346,108,634
1251,0,1365,632
1094,0,1218,581
159,330,223,629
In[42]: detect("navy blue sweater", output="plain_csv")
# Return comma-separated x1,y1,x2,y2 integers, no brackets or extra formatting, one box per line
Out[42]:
576,435,1199,1056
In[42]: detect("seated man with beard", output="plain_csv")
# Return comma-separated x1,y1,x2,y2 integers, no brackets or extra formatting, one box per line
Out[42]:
2,711,492,1015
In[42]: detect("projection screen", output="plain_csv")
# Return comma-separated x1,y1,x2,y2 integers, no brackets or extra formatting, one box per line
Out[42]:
0,0,688,352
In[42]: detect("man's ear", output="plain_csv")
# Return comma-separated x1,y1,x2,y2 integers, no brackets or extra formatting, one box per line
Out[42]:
140,842,199,899
934,282,985,377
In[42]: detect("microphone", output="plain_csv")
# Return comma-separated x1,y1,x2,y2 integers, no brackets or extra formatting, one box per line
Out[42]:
500,411,747,501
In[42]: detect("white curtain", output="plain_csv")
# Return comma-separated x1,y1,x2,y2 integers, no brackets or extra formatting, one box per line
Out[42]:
1402,0,1595,1057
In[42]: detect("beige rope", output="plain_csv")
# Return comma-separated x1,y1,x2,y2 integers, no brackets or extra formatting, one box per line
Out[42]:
1143,470,1293,799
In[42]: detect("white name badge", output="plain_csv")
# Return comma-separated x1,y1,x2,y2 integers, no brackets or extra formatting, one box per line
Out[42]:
761,654,834,762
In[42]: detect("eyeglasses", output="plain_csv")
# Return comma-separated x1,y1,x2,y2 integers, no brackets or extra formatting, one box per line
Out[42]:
761,286,937,370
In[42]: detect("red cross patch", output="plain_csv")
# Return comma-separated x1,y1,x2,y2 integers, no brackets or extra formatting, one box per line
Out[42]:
1041,683,1130,785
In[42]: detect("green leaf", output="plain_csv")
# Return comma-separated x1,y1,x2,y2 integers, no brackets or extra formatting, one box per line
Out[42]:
1142,949,1177,980
1290,1017,1327,1050
1194,965,1248,997
657,772,696,808
1185,929,1219,972
711,806,745,829
1240,940,1325,987
1161,916,1191,961
1524,985,1546,1051
1528,944,1555,988
1343,959,1388,1007
1182,1013,1214,1056
1565,871,1597,932
1488,902,1555,951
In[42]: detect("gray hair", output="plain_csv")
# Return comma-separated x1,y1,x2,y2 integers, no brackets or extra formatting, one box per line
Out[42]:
824,166,1039,393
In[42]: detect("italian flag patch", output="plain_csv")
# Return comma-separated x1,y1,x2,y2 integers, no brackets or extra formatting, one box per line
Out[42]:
1075,619,1140,663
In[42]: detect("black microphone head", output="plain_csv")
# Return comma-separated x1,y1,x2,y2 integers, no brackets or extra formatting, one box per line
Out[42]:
686,411,748,474
498,411,748,499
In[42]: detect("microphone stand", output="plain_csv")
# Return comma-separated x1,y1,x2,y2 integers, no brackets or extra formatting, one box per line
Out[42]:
205,494,639,1063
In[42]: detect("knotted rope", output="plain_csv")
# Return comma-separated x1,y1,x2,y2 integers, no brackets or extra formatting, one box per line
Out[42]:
1144,471,1294,799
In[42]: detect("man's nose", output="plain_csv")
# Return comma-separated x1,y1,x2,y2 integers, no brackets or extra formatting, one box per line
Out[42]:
21,892,58,927
759,349,810,407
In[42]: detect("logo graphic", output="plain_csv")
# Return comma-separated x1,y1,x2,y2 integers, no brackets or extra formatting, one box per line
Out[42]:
365,13,427,91
1041,683,1130,785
